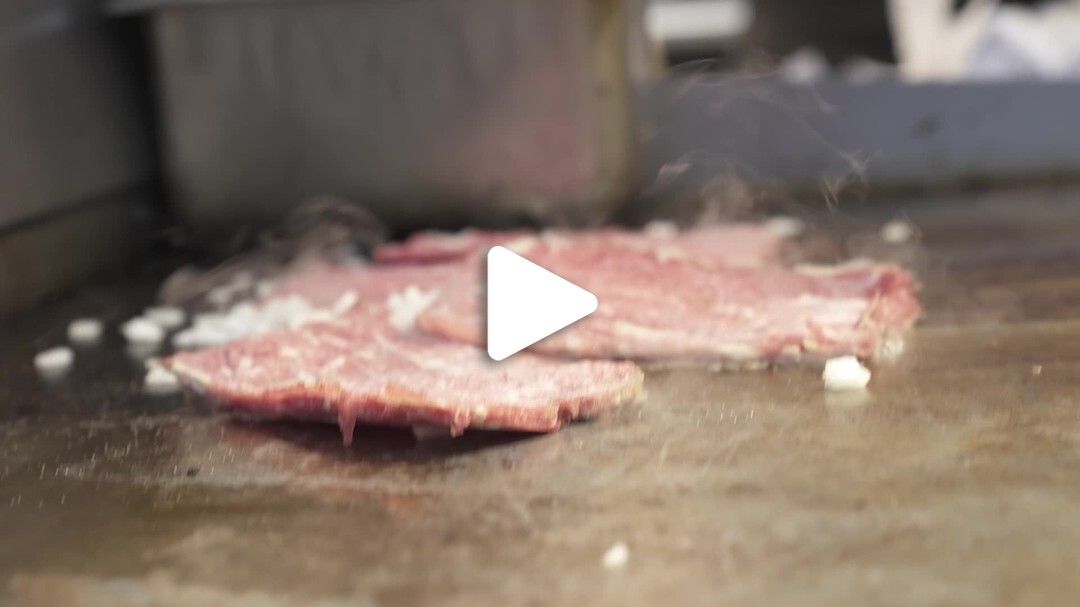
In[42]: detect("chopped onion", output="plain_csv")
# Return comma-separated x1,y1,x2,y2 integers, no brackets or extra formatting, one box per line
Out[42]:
822,356,871,391
764,216,805,238
602,542,630,569
644,220,679,238
172,294,356,350
67,318,103,345
121,317,165,346
881,220,915,244
387,286,440,331
34,346,74,377
144,365,180,395
330,291,359,316
144,306,186,330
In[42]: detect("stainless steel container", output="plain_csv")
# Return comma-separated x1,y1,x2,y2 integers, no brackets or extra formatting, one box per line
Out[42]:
0,0,155,316
0,0,152,231
113,0,653,242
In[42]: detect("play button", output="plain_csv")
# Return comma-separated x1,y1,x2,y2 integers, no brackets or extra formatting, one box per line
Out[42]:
486,246,598,361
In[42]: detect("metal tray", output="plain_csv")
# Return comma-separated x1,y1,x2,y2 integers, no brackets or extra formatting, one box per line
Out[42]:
115,0,652,246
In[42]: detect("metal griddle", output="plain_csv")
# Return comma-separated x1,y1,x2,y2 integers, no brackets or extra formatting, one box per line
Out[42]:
3,188,1080,606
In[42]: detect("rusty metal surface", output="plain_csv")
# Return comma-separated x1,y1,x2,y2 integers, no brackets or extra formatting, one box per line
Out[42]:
3,188,1080,606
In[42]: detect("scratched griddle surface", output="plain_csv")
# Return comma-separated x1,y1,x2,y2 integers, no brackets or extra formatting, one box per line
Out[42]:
3,188,1080,606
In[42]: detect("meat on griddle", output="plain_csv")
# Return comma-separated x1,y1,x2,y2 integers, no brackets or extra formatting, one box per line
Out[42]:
162,319,643,444
159,223,919,440
417,239,920,365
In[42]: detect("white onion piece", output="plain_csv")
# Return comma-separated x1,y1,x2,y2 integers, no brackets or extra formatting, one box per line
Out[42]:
882,220,915,243
644,220,679,238
822,356,871,391
172,294,358,350
121,317,165,346
144,306,186,330
387,286,440,331
144,365,180,395
330,291,359,316
34,347,74,378
67,318,103,345
602,542,630,569
765,216,805,238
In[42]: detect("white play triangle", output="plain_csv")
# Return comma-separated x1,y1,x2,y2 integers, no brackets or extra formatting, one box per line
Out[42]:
486,246,598,361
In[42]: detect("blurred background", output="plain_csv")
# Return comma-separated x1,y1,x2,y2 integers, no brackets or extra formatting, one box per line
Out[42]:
5,0,1080,314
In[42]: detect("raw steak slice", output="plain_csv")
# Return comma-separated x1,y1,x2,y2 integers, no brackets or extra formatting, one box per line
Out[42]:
374,223,785,268
160,321,643,444
256,222,787,331
418,243,920,365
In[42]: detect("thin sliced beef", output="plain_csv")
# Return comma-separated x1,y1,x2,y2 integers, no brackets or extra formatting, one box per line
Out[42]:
161,320,643,444
418,243,920,365
374,224,786,268
267,224,787,325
